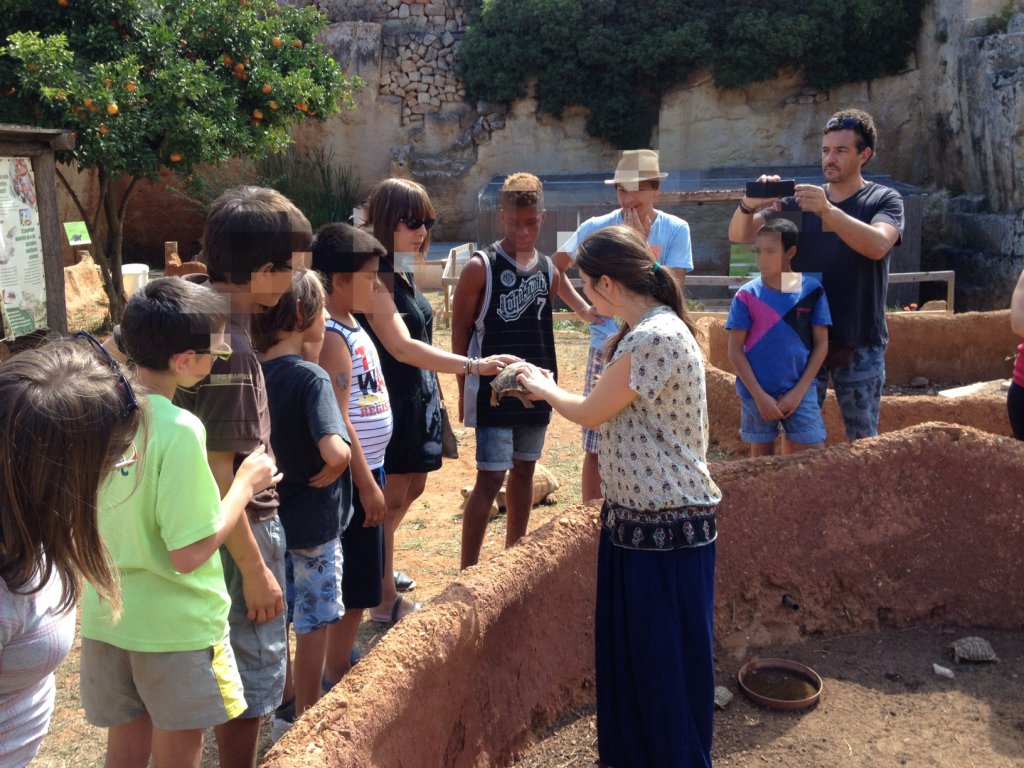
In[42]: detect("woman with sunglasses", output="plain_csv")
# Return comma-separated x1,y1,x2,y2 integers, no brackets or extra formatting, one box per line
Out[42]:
0,338,141,766
351,178,514,624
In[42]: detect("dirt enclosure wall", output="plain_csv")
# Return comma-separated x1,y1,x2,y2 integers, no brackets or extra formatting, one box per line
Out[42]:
700,310,1014,455
263,423,1024,768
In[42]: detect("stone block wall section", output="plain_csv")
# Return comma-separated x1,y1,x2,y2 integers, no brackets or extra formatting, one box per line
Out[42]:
311,0,467,125
261,423,1024,767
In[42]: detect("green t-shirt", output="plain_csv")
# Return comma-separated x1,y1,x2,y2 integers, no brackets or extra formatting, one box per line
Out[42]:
81,394,229,651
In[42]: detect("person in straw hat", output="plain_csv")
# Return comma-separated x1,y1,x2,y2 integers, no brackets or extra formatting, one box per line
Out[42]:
554,149,693,502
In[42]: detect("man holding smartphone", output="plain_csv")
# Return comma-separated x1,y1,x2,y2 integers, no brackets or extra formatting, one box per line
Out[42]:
728,109,905,440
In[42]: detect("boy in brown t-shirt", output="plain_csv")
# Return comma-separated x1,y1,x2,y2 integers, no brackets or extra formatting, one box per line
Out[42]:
175,186,311,767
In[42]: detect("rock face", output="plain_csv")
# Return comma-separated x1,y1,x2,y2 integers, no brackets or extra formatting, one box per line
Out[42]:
260,424,1024,767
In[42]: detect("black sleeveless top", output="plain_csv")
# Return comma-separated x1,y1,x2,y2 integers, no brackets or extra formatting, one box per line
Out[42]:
466,242,557,428
355,262,442,474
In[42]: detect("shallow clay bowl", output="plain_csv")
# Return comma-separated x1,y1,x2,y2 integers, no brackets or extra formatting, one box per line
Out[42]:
737,658,823,711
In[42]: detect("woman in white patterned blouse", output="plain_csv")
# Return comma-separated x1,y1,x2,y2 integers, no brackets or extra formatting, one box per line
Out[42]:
518,225,721,768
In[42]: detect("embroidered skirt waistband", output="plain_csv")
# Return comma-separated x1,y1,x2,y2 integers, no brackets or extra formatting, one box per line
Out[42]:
602,501,717,551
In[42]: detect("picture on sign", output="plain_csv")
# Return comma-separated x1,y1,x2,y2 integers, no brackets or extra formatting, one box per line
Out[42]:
0,156,46,339
64,220,92,245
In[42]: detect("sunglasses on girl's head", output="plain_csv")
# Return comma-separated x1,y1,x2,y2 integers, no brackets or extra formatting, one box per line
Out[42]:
73,331,138,415
397,216,435,231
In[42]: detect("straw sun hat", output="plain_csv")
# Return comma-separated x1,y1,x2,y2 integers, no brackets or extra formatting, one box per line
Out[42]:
604,149,668,189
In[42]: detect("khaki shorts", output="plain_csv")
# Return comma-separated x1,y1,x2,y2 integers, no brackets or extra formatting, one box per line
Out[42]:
80,634,245,730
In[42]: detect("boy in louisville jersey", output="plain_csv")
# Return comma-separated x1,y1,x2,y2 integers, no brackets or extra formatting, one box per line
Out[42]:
453,172,561,568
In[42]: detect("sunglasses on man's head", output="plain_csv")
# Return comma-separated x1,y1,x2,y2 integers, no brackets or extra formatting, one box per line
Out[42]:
73,331,138,415
397,216,435,231
825,116,864,133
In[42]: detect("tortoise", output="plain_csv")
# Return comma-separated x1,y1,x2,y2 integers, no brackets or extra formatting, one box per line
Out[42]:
489,361,536,408
949,636,999,663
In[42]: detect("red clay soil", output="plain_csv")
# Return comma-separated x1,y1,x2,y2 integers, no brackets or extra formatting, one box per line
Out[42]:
261,423,1024,768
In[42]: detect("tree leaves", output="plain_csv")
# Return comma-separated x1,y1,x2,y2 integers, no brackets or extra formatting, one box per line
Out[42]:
459,0,925,148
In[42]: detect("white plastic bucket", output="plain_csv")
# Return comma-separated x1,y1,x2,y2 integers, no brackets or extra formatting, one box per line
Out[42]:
122,263,149,294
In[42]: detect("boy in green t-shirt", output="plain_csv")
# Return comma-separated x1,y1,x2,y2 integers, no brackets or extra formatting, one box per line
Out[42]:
80,277,281,767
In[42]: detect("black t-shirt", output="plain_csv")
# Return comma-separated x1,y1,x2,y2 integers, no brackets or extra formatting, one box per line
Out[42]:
260,355,352,550
773,182,904,348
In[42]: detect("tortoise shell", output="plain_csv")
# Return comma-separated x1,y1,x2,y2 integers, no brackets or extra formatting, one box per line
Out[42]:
949,636,999,663
489,361,535,408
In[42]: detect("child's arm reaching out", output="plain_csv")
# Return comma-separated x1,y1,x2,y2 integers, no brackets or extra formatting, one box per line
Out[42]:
517,356,637,429
169,445,281,574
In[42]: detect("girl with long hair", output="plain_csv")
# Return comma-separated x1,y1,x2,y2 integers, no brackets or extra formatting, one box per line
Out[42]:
0,338,141,766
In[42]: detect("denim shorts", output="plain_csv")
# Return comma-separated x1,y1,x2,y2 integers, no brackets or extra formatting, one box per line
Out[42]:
476,424,548,471
740,387,826,444
285,538,344,634
815,344,886,440
582,346,605,454
81,633,245,730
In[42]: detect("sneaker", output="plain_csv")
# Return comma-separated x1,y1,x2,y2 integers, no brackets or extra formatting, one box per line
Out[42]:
270,698,295,743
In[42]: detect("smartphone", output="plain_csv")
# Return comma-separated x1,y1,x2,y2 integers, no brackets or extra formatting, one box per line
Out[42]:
745,179,796,199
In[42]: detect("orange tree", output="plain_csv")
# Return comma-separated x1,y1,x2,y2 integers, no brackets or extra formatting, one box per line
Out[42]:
1,0,357,319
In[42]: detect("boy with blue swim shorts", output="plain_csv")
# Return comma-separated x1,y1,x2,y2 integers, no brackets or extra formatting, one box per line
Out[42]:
726,218,831,456
252,270,352,725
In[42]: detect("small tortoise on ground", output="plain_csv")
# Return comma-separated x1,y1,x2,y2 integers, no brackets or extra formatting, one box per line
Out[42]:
490,361,536,408
949,636,999,663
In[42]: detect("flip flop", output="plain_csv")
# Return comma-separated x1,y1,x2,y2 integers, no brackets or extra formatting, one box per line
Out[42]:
370,595,421,625
393,570,416,592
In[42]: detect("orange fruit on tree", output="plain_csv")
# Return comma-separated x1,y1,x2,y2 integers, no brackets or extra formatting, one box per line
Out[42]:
169,152,183,163
253,119,262,127
57,0,69,6
106,102,119,115
272,37,283,48
98,124,109,136
292,39,303,48
125,81,137,92
223,54,233,66
261,84,272,94
252,109,264,119
240,73,249,81
234,62,245,73
84,98,96,111
103,78,113,87
294,101,308,112
268,100,279,110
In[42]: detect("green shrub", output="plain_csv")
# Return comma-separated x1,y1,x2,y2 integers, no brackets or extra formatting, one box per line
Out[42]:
459,0,925,148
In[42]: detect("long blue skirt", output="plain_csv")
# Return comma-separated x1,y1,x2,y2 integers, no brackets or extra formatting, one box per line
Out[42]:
595,528,716,768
